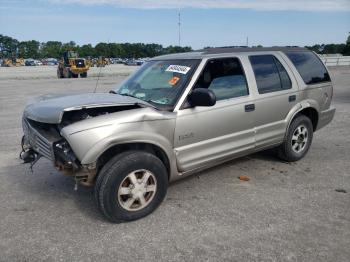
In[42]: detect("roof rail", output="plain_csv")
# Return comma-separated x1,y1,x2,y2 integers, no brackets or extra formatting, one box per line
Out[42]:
200,46,308,54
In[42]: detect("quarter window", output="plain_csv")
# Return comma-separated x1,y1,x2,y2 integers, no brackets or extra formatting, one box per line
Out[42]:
284,51,330,85
249,55,292,94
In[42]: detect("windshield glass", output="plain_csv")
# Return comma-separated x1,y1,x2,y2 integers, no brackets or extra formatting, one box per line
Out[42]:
113,59,199,108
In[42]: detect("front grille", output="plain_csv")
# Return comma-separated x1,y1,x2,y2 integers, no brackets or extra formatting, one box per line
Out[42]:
22,118,61,161
75,59,85,68
34,134,52,160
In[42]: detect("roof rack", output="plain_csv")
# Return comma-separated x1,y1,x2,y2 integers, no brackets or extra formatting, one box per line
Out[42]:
200,46,308,54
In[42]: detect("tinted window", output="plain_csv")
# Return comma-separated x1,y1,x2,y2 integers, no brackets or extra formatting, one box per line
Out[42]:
275,58,292,89
249,55,292,94
194,58,248,101
284,51,330,85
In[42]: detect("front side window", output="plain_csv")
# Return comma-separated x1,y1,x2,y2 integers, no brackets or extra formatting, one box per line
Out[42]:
284,51,330,85
193,58,248,101
114,59,199,109
249,55,292,94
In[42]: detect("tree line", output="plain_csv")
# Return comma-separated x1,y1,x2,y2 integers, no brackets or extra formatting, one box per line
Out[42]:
1,33,349,59
0,35,192,59
305,33,350,55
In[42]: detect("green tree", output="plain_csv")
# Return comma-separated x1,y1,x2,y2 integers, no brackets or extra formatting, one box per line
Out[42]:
17,40,40,58
343,33,350,55
164,45,192,54
78,44,95,57
0,34,18,58
41,41,62,58
95,42,110,57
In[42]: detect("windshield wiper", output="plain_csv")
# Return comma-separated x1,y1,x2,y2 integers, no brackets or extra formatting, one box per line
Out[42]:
109,91,135,98
120,93,136,98
109,91,158,109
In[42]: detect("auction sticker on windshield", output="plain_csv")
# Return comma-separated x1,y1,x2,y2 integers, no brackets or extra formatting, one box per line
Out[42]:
168,76,180,86
166,65,191,75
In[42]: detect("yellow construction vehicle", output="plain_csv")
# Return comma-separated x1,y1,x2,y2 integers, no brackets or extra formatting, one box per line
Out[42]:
2,58,14,67
96,56,109,67
86,56,95,67
15,58,25,66
1,58,24,67
57,51,90,78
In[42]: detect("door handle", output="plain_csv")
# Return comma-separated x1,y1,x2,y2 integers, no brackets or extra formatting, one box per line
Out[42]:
289,95,296,102
245,104,255,112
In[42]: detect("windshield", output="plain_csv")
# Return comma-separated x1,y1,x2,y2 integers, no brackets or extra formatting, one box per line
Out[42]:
113,59,199,109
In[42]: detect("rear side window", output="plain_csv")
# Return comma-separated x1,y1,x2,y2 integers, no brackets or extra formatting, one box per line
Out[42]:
249,55,292,94
284,51,330,85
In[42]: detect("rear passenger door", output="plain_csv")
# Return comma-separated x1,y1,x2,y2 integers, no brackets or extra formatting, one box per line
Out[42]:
248,53,299,148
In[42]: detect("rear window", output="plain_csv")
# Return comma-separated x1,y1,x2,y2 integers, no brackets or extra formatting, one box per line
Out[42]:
284,51,330,85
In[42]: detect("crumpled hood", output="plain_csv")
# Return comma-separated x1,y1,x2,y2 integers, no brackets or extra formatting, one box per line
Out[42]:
23,93,153,124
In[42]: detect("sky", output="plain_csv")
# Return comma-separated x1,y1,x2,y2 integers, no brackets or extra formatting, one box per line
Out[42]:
0,0,349,49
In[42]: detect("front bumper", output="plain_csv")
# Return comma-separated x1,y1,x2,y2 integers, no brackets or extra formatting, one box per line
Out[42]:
317,107,336,131
21,118,97,186
70,66,89,74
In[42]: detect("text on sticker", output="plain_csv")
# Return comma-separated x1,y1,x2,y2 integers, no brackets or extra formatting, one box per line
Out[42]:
166,65,191,75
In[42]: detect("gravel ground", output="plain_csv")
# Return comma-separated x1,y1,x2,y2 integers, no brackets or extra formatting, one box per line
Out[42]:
0,65,349,262
0,64,136,80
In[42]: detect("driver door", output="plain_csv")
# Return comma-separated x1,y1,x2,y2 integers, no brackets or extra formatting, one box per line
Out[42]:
174,57,256,172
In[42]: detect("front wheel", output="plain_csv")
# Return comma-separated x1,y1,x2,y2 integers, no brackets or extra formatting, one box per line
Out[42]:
95,151,168,223
278,115,313,162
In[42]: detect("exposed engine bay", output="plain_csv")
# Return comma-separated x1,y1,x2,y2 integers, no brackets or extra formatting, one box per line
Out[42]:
59,105,140,128
20,104,141,188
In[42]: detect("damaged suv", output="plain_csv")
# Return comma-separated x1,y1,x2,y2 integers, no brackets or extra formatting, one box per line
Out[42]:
21,47,335,222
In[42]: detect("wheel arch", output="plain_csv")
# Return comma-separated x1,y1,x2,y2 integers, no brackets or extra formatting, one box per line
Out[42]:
296,107,319,131
96,142,171,180
287,102,319,133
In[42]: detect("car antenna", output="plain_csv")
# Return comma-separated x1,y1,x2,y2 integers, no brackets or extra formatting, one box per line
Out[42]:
94,38,110,93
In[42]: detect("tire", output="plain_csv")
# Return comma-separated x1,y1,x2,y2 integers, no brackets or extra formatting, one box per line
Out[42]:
72,73,78,78
278,115,313,162
57,68,63,78
95,151,168,223
80,72,87,78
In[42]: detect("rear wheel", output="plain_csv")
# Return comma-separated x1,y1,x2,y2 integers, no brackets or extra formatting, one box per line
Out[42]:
95,151,168,223
278,115,313,162
80,72,87,78
72,72,78,78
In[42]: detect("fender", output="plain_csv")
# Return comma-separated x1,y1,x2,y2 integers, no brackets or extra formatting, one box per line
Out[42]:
284,99,320,138
79,131,179,180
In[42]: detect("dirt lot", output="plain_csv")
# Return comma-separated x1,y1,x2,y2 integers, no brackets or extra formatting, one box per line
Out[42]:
0,65,349,262
0,64,135,80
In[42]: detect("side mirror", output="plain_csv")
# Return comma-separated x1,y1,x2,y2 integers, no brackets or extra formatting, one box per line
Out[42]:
188,88,216,107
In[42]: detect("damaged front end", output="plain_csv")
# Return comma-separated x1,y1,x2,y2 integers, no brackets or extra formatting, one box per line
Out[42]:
19,92,166,188
20,117,97,187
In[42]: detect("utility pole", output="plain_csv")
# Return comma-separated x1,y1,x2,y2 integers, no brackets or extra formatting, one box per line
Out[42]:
246,36,249,47
178,8,181,46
